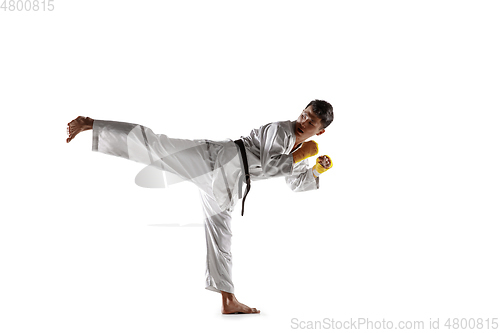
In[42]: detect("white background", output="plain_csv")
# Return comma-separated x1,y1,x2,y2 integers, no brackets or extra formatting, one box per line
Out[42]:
1,0,499,332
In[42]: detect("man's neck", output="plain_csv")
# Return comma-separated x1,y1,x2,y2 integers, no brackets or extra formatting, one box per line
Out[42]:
292,140,303,151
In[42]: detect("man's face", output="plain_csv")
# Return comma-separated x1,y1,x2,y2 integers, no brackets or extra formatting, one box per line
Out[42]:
295,105,325,143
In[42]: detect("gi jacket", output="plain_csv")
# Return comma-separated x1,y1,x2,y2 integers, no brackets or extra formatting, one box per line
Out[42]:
212,120,319,212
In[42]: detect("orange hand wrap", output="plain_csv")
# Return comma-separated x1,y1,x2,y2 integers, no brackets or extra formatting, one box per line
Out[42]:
293,140,318,163
312,155,332,177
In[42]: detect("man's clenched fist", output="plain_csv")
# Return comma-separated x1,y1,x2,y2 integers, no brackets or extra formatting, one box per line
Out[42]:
318,155,331,169
313,155,332,178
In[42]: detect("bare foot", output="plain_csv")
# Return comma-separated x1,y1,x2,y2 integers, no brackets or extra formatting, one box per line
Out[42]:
221,291,260,314
67,116,93,143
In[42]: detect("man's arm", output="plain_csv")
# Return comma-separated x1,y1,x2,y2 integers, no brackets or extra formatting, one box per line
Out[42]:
285,155,332,192
285,160,319,192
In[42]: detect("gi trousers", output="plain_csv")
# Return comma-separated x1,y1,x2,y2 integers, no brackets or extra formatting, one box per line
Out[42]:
92,120,235,294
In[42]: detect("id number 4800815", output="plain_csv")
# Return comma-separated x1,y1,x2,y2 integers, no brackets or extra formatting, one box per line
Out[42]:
1,0,54,11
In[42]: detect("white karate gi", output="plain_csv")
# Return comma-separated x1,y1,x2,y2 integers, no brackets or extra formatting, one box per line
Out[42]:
92,119,320,294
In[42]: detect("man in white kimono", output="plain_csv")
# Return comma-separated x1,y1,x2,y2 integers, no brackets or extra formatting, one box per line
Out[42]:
66,99,334,314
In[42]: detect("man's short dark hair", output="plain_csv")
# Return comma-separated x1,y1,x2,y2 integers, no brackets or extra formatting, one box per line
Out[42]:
306,99,334,129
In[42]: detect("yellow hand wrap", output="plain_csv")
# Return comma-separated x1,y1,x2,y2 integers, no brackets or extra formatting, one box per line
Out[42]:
293,141,318,163
312,155,332,178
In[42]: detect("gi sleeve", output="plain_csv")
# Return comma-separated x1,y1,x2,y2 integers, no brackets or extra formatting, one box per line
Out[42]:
285,159,320,192
259,122,294,176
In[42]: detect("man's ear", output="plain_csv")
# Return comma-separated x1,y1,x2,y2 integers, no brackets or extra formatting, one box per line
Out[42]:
316,129,326,136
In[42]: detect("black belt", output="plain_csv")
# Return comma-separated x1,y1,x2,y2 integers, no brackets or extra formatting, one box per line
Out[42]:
234,139,251,216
